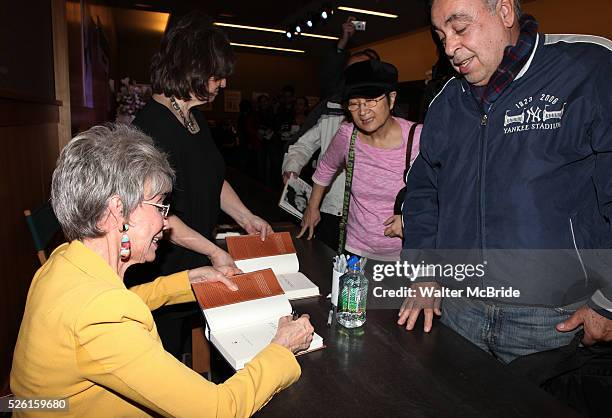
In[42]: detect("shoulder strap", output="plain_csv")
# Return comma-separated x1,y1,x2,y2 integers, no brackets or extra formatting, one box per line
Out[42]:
405,122,419,171
337,126,358,255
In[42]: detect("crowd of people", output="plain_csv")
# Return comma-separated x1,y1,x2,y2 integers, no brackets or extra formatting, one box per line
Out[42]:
10,0,612,416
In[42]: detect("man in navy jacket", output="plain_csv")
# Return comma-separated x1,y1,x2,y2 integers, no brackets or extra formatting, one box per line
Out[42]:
399,0,612,362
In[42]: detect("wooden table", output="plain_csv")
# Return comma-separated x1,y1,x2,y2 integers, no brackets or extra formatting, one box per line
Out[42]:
249,232,580,418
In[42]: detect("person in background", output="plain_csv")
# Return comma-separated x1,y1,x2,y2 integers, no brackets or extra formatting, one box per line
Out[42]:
319,16,358,99
128,11,272,359
293,96,310,128
270,85,297,186
300,60,421,260
10,124,315,417
422,27,458,111
237,98,258,174
255,94,275,183
282,49,379,250
275,85,296,143
399,0,612,361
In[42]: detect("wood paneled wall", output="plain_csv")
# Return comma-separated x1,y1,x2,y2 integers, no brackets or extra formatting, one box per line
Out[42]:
0,0,70,395
0,97,61,394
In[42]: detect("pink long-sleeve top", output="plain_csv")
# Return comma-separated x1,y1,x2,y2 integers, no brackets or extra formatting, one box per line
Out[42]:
313,117,421,260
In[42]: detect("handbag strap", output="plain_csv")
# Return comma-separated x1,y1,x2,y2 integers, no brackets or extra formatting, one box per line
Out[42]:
405,122,418,172
337,126,359,255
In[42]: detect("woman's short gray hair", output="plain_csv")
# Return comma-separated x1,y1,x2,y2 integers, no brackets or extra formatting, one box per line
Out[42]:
51,123,175,241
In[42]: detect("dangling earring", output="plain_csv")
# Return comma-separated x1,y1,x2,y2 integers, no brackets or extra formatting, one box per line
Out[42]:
120,224,131,260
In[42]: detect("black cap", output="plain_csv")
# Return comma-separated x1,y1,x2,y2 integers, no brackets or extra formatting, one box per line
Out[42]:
343,60,398,101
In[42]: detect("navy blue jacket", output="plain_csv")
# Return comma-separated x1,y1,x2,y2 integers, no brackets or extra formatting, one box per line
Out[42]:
402,34,612,317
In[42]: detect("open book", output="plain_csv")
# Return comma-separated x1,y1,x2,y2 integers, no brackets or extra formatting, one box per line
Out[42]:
279,176,312,220
226,232,320,300
192,268,324,370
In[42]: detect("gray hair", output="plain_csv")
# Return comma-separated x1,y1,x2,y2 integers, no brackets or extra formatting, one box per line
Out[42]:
429,0,522,19
51,123,175,241
484,0,522,18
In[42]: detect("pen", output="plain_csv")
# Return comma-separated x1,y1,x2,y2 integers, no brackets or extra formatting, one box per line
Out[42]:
327,305,334,327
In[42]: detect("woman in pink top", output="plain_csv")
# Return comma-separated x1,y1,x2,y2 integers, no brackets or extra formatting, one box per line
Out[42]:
298,60,421,261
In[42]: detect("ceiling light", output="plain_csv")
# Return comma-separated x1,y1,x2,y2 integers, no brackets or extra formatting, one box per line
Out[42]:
301,32,339,40
337,6,398,18
213,22,285,34
286,30,292,39
295,24,302,33
230,42,305,53
306,19,313,28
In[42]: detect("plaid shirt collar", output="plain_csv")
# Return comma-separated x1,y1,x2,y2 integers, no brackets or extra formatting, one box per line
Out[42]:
471,14,539,109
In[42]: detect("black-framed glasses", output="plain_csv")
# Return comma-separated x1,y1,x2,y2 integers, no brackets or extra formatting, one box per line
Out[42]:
346,95,386,112
143,201,170,218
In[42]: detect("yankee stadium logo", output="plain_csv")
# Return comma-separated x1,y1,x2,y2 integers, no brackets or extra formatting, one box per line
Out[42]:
503,94,566,134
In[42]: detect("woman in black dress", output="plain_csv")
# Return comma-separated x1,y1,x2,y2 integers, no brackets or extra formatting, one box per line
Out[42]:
128,11,272,357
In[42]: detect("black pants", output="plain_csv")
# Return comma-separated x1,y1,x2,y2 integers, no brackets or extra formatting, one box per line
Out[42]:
315,213,340,252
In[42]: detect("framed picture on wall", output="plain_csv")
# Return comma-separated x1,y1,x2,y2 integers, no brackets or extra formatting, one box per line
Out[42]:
224,90,241,112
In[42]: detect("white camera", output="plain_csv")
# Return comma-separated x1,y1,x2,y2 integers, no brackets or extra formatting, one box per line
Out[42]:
352,21,366,31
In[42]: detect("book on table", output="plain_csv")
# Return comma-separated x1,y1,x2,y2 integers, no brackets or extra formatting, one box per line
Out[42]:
226,231,320,300
192,268,324,370
278,176,312,220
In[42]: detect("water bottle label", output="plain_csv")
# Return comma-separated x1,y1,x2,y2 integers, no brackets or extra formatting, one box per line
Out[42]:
347,288,361,313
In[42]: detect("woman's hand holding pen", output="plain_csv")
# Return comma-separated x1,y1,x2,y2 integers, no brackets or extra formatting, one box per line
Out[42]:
272,314,314,353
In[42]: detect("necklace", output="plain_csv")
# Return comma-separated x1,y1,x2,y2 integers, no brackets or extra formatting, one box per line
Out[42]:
169,96,197,134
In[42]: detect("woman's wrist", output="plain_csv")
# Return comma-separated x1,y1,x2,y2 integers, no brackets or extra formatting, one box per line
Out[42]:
234,209,253,227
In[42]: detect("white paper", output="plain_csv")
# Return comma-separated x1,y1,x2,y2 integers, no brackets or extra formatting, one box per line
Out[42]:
235,253,299,276
331,269,342,307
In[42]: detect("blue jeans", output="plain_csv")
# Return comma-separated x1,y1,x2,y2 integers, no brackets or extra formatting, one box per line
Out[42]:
441,297,582,364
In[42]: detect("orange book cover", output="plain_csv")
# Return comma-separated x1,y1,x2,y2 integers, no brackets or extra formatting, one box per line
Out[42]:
192,268,284,309
226,231,296,261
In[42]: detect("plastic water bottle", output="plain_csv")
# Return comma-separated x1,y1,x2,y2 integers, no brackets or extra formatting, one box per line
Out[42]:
336,256,368,328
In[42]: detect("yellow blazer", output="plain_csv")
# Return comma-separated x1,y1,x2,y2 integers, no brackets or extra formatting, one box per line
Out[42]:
11,240,300,417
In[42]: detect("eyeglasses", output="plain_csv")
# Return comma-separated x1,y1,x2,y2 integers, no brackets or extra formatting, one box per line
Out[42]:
143,201,170,218
346,95,386,112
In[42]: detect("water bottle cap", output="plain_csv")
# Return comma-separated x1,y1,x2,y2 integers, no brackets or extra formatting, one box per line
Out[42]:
347,255,360,271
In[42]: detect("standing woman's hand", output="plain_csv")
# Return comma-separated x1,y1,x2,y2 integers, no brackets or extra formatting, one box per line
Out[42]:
239,213,273,240
297,203,321,240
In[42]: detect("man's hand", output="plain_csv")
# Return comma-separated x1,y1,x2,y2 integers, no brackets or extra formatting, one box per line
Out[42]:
557,305,612,345
297,204,321,240
238,213,273,240
283,171,298,185
209,247,237,269
383,215,403,238
187,266,240,291
397,282,442,332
